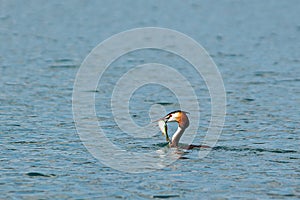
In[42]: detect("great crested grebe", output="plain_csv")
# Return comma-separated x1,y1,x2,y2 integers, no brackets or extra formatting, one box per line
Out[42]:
158,110,210,149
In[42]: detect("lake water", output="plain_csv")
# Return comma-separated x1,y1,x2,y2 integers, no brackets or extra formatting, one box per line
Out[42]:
1,0,299,199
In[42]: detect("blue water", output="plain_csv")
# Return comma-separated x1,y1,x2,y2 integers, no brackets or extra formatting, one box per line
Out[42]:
1,0,299,199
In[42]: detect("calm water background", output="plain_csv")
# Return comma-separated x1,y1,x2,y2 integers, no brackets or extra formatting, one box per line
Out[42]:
1,0,299,199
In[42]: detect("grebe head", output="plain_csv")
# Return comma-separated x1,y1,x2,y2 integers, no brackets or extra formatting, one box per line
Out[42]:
163,110,189,129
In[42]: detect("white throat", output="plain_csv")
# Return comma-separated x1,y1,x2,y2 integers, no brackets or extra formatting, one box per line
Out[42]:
170,126,185,147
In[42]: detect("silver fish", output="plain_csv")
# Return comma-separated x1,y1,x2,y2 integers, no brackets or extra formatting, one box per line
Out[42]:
158,120,170,142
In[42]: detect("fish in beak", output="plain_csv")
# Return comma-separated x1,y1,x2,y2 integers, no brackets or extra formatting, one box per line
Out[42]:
158,119,170,142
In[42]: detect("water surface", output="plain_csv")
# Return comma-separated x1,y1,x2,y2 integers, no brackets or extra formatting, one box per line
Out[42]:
1,0,299,199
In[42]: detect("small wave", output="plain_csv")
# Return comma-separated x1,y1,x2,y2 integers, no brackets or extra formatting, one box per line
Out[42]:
49,64,78,68
26,172,56,177
213,146,297,154
153,194,180,198
156,102,174,106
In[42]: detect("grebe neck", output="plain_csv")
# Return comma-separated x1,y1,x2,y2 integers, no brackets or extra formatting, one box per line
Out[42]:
170,126,185,147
